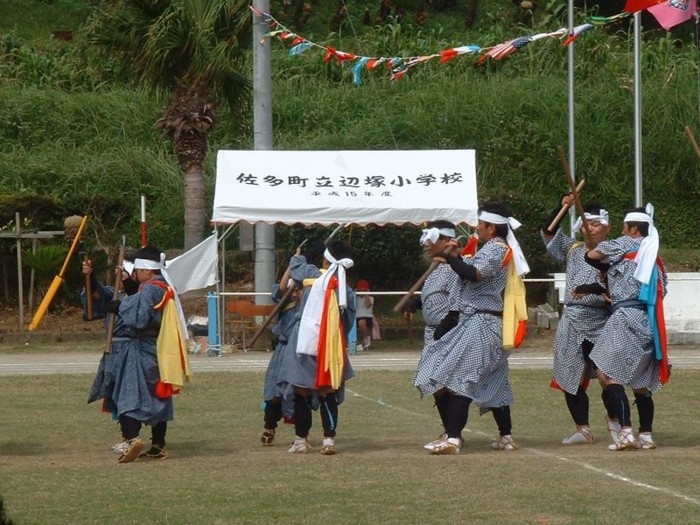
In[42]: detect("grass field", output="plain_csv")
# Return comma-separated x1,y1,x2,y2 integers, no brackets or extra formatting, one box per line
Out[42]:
1,368,699,524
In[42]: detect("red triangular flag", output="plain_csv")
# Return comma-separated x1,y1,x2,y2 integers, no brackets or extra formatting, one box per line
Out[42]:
624,0,666,12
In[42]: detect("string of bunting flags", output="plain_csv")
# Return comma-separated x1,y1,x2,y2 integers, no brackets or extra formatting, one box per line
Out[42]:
251,0,697,85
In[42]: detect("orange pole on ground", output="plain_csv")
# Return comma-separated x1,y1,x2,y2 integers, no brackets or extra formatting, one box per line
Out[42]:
28,215,89,331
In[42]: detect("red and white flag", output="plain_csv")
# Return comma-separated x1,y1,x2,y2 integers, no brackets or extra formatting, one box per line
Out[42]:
648,0,696,29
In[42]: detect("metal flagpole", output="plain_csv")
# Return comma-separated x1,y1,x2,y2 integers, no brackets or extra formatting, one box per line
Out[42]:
253,0,276,307
567,0,577,234
634,11,643,206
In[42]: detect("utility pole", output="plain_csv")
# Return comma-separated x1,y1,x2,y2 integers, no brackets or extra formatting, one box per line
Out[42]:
252,0,276,304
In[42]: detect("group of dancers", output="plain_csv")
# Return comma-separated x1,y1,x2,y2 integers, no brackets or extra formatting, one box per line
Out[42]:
262,196,667,455
83,194,667,460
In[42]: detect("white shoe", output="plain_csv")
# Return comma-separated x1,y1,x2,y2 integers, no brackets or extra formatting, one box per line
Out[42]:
608,428,636,451
605,417,621,444
491,434,518,451
430,437,461,455
424,433,447,451
320,437,336,455
287,436,311,454
635,432,657,450
562,425,595,445
111,440,129,455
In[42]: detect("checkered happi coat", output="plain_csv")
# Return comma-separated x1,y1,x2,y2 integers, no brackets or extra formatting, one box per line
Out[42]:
543,230,610,394
414,239,514,408
589,236,668,391
412,263,461,388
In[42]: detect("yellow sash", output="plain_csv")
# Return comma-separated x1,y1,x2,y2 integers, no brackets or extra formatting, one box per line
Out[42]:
155,289,193,389
502,259,528,349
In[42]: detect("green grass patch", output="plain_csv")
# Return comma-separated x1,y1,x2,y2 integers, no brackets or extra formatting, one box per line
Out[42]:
1,369,699,524
0,0,92,42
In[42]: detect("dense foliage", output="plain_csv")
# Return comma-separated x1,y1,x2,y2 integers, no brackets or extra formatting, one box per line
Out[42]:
1,0,698,301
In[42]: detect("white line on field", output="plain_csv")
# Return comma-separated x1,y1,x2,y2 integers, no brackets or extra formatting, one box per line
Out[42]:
346,388,700,508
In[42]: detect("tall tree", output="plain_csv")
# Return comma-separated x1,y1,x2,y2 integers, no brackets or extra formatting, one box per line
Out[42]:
83,0,252,248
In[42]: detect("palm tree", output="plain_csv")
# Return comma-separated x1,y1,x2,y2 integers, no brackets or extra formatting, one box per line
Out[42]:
82,0,252,248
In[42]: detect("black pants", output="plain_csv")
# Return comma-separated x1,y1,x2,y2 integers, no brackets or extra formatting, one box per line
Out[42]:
119,416,167,447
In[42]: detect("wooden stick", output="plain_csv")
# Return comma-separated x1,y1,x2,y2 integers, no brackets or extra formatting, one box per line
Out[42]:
557,146,591,240
105,245,126,354
393,261,439,313
685,126,700,162
84,253,93,321
546,178,586,232
28,214,89,331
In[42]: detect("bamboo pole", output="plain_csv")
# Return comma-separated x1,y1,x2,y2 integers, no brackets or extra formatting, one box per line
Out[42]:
685,126,700,162
105,245,126,354
546,179,586,232
393,261,438,313
557,146,591,239
28,214,89,330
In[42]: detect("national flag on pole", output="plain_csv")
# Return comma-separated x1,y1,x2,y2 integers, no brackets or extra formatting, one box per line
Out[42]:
624,0,666,12
648,0,696,29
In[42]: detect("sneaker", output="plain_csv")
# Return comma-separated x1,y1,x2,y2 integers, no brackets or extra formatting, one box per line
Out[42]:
608,428,636,451
423,433,448,451
320,437,336,456
139,444,168,460
430,437,461,455
635,432,657,450
606,417,621,444
111,440,129,455
491,434,518,451
261,428,276,446
118,437,144,464
562,425,595,445
287,436,311,454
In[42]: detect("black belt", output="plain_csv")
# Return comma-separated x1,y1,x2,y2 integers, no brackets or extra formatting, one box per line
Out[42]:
136,330,159,338
611,300,646,313
565,303,608,309
474,310,502,317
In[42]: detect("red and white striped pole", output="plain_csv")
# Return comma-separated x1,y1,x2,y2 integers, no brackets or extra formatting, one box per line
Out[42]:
140,195,147,247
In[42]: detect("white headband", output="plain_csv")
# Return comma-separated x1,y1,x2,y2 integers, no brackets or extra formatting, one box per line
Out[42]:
133,253,166,270
122,261,135,275
572,210,609,232
134,252,190,341
478,211,530,276
320,248,354,308
625,203,659,285
623,212,652,224
419,227,455,245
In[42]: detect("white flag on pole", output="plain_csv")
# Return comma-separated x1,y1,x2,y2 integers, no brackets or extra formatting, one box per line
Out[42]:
166,234,218,294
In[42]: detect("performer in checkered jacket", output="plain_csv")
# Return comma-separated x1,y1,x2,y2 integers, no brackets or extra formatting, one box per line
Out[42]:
541,194,612,445
584,204,668,451
414,204,529,455
408,220,461,452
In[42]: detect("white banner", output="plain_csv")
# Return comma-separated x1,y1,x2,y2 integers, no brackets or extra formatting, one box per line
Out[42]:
165,234,218,294
212,150,478,226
